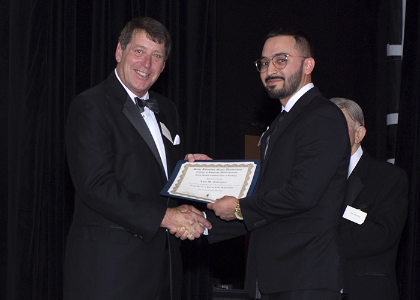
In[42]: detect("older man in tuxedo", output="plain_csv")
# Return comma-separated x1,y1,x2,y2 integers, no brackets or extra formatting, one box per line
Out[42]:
64,17,211,300
331,97,408,300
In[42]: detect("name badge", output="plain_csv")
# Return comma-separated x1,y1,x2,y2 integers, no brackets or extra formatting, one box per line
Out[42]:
342,205,367,225
160,122,173,143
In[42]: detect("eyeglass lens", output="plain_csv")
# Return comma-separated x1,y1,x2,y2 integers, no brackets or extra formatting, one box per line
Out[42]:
256,54,288,72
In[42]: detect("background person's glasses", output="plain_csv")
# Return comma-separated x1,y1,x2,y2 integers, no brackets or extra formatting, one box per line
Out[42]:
254,54,308,73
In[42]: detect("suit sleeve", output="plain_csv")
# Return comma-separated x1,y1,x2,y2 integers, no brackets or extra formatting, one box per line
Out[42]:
65,94,168,242
206,210,248,244
338,166,408,259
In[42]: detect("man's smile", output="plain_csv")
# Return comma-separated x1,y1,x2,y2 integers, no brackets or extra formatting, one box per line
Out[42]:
265,75,284,84
135,70,150,78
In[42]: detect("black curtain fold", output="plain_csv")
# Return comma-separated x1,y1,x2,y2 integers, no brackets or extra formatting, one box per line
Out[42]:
395,0,420,298
7,1,75,298
0,1,9,298
384,0,403,162
162,0,217,156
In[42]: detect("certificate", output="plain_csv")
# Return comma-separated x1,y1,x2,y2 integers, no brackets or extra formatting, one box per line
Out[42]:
160,160,260,203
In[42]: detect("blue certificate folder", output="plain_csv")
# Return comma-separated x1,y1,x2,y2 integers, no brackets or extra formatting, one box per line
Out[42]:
160,159,261,203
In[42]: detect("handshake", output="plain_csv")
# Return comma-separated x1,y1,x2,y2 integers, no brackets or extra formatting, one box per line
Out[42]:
160,153,213,240
160,153,241,240
161,204,212,241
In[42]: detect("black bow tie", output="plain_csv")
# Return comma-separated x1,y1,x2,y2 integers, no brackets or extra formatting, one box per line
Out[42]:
135,97,159,113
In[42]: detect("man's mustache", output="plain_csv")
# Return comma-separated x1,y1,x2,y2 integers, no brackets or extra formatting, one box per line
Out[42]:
265,76,285,84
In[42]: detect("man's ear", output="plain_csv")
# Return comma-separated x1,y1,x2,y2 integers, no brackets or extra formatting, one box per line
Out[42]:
115,42,122,63
355,126,366,144
304,57,315,74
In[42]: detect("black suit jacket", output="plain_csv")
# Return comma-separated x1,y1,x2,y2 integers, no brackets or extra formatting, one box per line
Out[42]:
208,87,350,298
339,150,408,300
64,72,183,300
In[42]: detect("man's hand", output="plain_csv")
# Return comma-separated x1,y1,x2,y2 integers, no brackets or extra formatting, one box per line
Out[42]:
162,204,212,240
207,196,238,221
184,153,212,162
169,205,209,240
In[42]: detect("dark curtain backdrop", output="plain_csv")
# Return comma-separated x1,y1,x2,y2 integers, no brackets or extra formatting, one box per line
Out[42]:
3,0,420,299
395,0,420,298
1,0,10,298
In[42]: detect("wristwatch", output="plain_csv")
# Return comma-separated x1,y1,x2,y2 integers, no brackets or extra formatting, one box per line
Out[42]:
234,199,243,220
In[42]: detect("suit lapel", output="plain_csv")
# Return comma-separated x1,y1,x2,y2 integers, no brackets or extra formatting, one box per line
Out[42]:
344,174,364,206
261,109,297,173
122,96,165,172
106,72,176,177
262,88,321,173
260,114,282,170
344,151,369,206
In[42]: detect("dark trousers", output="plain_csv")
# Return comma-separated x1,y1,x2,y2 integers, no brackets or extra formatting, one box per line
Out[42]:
154,238,182,300
260,289,342,300
154,250,170,300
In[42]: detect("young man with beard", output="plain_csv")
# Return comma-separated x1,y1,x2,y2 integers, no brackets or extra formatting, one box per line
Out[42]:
201,28,351,300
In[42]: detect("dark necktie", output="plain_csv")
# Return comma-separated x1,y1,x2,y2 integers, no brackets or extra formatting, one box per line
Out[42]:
264,110,287,158
135,97,159,113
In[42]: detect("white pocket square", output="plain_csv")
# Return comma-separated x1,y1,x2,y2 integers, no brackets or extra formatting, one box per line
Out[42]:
160,122,180,145
173,134,180,145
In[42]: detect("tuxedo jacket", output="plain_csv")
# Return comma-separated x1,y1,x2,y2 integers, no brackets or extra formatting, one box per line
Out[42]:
208,87,350,298
339,151,408,300
64,72,183,300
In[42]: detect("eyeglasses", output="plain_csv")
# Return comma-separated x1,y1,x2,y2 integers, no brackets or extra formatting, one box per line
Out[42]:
254,54,308,73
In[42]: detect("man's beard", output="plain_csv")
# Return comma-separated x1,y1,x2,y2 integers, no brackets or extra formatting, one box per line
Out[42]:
265,63,303,99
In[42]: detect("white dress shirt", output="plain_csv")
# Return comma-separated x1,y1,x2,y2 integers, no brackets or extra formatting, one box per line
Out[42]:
348,146,363,178
282,83,314,112
115,69,168,178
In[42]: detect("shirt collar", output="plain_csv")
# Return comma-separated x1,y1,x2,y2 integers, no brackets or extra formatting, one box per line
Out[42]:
283,83,314,112
115,69,149,102
348,146,363,178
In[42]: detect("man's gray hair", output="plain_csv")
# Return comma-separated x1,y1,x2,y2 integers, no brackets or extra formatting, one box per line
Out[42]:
330,97,365,129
